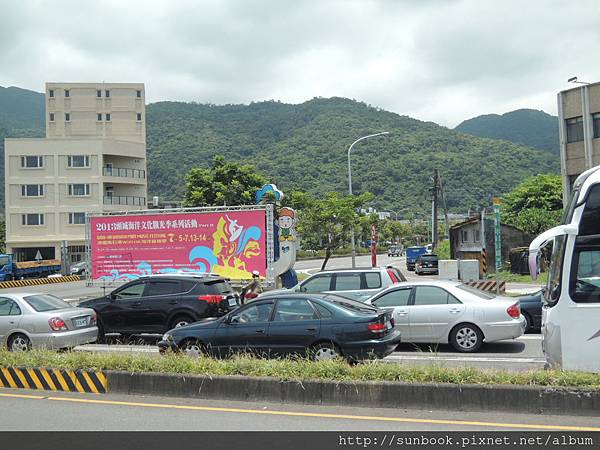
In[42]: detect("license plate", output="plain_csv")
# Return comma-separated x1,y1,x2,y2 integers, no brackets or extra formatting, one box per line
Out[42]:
228,298,238,307
73,318,87,328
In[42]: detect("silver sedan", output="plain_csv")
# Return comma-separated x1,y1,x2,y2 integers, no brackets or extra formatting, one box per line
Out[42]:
0,293,98,351
364,280,526,352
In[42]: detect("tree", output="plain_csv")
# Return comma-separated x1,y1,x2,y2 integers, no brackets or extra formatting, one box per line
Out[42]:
297,192,373,270
501,174,563,234
183,155,267,207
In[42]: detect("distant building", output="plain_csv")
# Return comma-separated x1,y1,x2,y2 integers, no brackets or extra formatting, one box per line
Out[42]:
557,81,600,205
4,82,147,263
449,216,533,277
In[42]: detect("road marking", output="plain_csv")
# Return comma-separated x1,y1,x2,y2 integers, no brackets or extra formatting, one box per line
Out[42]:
0,392,46,400
518,335,542,340
385,355,545,364
38,395,600,431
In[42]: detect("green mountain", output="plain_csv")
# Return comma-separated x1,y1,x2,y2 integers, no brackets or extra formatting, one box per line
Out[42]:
0,86,46,208
455,109,559,155
0,87,560,213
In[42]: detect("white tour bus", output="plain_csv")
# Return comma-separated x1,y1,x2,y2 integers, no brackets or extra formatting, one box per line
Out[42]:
529,165,600,372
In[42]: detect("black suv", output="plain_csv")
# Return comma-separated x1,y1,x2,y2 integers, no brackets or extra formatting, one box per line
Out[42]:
79,275,239,339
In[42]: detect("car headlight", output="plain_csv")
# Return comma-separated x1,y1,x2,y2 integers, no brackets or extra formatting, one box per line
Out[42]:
162,333,174,342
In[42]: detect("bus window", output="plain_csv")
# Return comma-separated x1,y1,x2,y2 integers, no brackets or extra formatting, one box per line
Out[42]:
579,184,600,236
545,236,567,307
569,235,600,303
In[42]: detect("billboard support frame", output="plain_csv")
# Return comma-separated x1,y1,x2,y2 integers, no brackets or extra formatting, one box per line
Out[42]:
85,204,275,288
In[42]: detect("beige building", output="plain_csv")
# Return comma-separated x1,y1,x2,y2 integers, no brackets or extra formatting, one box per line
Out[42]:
4,82,147,263
557,81,600,205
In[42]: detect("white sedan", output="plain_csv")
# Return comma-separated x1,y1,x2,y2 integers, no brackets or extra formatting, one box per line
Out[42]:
0,293,98,351
364,280,526,352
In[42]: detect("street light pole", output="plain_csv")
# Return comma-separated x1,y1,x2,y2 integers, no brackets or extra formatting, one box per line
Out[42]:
348,131,390,268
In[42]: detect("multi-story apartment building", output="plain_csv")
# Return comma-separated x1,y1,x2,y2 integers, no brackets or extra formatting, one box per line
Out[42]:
4,83,147,263
557,81,600,205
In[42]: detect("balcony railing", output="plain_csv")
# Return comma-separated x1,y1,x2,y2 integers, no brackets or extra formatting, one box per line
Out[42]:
103,167,146,179
103,196,146,206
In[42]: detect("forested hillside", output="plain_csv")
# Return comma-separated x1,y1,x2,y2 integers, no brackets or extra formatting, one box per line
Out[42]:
0,86,560,213
146,98,559,212
0,86,45,207
455,109,559,155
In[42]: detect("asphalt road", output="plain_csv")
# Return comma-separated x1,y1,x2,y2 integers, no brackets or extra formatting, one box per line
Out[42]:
1,388,598,431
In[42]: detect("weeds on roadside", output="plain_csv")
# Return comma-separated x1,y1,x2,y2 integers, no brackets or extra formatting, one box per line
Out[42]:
0,350,599,389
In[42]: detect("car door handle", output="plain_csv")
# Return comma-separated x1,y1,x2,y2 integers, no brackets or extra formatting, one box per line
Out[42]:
306,327,317,331
168,301,178,305
132,302,142,307
255,329,265,334
396,310,408,316
449,308,461,314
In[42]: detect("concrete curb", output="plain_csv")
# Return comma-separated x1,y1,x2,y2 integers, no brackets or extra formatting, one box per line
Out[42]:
106,371,600,417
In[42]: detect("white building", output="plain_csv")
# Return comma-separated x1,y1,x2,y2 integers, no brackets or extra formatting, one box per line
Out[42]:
4,82,147,262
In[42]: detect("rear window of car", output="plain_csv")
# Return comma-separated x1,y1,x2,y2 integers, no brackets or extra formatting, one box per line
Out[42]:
457,284,496,299
325,294,378,313
364,272,382,288
23,294,71,312
204,279,233,294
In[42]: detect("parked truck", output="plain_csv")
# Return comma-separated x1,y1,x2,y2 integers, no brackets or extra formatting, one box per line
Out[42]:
405,246,428,271
0,254,62,281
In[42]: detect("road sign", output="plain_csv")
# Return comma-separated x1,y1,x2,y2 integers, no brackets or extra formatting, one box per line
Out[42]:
34,250,42,261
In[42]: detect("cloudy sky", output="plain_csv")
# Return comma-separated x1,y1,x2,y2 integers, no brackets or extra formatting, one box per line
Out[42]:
1,0,599,127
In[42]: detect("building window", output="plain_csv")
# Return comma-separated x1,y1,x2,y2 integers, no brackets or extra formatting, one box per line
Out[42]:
473,229,480,243
68,212,86,225
20,156,43,168
49,113,55,122
105,113,111,121
21,184,44,197
65,113,71,122
64,89,70,98
49,89,54,98
97,90,102,98
593,113,600,139
105,90,110,98
461,229,469,243
136,90,141,98
68,184,91,196
21,214,44,226
97,113,102,121
566,116,584,143
136,113,142,121
67,155,90,168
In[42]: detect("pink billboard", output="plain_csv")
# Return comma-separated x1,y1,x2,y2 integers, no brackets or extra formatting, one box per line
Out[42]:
90,210,267,281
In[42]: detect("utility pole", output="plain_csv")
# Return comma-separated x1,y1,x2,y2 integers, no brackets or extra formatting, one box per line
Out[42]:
432,169,439,251
439,173,449,239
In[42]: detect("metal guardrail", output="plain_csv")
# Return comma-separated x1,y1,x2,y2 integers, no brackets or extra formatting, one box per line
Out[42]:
103,196,146,206
0,275,82,289
103,167,145,179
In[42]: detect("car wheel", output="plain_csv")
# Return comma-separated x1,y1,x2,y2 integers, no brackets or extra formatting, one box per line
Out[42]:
523,312,533,333
180,339,205,357
96,321,106,344
449,324,483,353
170,314,195,329
8,333,31,352
311,342,341,361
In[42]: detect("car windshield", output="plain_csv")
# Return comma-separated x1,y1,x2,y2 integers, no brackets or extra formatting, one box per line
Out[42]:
456,284,496,299
420,255,438,260
325,294,378,313
23,294,71,312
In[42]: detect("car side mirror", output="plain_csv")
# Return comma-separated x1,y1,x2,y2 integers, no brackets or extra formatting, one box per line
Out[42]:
229,315,239,324
110,293,117,302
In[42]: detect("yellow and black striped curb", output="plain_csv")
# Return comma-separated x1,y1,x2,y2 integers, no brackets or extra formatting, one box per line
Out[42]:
0,367,107,394
0,275,82,289
465,280,507,293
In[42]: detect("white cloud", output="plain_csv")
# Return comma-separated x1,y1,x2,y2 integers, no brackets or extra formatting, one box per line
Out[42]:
1,0,599,126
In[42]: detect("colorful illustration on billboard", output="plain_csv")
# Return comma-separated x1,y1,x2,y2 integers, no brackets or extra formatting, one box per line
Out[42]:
91,210,266,281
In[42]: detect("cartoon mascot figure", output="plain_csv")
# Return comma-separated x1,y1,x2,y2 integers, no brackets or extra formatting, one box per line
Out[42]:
278,207,296,242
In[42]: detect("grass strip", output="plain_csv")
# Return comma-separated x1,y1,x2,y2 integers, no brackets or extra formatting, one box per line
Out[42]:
0,350,599,389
